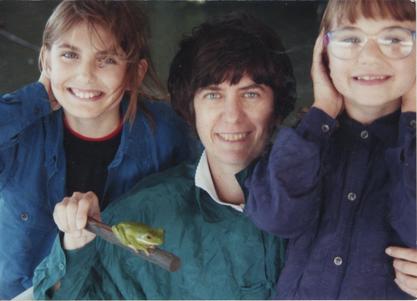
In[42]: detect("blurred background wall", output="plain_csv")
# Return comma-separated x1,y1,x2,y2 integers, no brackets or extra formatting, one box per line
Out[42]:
0,0,326,123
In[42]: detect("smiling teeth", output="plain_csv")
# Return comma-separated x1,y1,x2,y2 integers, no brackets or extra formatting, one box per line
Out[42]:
218,133,248,142
72,88,102,99
356,75,387,80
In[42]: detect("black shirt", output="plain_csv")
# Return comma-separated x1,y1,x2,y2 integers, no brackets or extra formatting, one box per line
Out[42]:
64,121,122,209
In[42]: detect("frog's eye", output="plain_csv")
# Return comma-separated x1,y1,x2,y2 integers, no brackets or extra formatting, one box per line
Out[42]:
146,235,152,240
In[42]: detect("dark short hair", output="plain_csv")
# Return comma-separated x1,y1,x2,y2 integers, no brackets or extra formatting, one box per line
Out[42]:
168,13,296,129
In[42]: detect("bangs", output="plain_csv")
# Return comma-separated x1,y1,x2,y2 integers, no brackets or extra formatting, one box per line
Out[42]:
87,22,128,60
191,37,276,91
321,0,416,31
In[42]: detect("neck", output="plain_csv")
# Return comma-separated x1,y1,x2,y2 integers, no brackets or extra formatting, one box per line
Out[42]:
344,98,401,125
64,112,121,139
207,157,245,206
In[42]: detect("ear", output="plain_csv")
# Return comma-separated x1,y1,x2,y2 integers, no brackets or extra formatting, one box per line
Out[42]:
137,58,148,84
125,59,148,91
39,46,52,79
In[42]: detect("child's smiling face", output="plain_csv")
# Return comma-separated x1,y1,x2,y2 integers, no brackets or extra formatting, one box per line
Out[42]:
45,21,128,126
327,17,415,115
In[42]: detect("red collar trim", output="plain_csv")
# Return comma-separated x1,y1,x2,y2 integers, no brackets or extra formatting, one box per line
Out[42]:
64,117,123,142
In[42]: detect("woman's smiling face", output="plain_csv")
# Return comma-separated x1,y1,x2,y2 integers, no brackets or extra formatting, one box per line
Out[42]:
193,74,275,172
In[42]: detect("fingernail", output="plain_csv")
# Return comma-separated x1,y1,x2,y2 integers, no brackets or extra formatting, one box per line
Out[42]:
385,247,392,255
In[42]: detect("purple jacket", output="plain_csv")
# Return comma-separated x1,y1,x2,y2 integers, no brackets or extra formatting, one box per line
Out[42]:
245,107,416,299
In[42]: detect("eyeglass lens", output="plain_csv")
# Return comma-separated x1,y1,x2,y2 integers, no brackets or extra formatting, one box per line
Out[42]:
328,28,415,59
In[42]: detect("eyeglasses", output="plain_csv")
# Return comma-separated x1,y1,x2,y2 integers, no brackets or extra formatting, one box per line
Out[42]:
325,27,416,60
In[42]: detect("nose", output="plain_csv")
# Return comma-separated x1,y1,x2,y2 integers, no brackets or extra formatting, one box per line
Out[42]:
357,38,385,64
77,59,96,83
223,93,243,123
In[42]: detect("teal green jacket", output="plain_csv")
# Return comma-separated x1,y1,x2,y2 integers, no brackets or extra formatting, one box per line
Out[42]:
33,162,285,299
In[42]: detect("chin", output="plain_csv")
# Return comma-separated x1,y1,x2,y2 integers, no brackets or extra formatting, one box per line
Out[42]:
222,155,251,168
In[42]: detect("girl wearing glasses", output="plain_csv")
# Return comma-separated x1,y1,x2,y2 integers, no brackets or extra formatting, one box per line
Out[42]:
244,0,416,299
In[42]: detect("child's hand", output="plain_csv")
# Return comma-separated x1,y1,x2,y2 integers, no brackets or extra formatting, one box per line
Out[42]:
401,80,416,113
53,191,100,250
311,31,343,119
38,71,61,111
386,246,417,297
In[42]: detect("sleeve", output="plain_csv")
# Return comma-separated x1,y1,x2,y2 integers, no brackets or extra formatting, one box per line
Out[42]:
387,112,416,247
170,112,199,164
0,82,51,146
33,235,126,300
153,101,198,167
244,107,337,238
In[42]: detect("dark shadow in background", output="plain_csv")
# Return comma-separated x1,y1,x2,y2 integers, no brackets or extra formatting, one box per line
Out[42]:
0,0,325,124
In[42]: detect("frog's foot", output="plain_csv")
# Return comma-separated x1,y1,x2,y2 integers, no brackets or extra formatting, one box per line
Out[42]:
141,245,157,256
127,244,138,253
127,244,151,256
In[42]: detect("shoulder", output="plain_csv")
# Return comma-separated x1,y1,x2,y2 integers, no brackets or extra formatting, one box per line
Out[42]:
142,99,194,154
143,99,185,128
2,82,48,101
103,162,196,221
130,99,190,141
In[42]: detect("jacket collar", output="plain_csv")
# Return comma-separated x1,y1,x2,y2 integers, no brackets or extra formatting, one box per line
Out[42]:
195,151,244,213
194,151,244,223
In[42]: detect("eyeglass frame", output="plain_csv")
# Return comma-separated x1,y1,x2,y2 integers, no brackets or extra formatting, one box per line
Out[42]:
324,26,416,60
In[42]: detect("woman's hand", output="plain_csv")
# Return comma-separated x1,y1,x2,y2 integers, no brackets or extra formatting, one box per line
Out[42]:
38,71,60,111
401,80,416,113
311,31,344,118
53,191,101,250
386,246,417,297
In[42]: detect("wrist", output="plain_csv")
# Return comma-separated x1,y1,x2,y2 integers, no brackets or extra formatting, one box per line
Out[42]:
401,103,416,113
312,101,340,119
63,231,95,250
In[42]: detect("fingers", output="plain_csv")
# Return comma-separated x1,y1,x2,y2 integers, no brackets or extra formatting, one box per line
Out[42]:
53,192,100,250
387,246,417,297
53,198,70,233
310,31,344,118
66,194,82,237
38,71,61,111
386,246,417,264
85,191,100,218
53,191,100,234
311,31,327,80
395,268,417,290
393,257,417,277
76,191,100,229
394,275,417,298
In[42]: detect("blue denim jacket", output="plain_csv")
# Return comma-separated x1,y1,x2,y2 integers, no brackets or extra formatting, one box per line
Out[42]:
0,82,192,299
245,108,416,299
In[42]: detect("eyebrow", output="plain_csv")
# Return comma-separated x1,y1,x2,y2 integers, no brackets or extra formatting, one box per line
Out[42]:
334,26,359,31
201,83,266,92
58,43,79,51
334,25,413,32
57,43,119,56
238,83,266,92
200,85,222,91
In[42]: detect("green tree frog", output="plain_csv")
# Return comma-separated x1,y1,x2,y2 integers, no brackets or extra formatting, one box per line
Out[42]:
112,222,164,256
